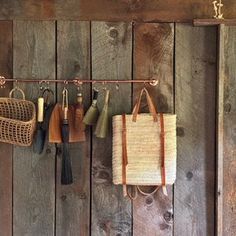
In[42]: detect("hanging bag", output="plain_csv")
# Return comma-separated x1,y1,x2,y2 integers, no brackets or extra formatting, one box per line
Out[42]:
112,87,176,197
0,86,36,146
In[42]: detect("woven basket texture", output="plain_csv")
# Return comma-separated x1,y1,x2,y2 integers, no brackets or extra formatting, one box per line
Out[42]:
112,113,176,185
0,97,36,146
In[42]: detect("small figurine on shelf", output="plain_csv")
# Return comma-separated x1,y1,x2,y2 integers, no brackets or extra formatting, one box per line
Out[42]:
213,0,224,19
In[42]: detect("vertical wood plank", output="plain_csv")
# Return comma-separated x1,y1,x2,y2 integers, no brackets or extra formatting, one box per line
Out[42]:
133,23,174,236
216,24,225,236
91,22,132,235
56,20,90,236
221,26,236,236
174,24,216,236
13,21,56,236
0,21,13,236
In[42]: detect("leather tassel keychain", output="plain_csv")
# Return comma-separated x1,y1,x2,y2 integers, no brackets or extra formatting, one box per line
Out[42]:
95,89,110,138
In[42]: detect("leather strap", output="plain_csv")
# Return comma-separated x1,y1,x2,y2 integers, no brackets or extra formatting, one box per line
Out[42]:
126,185,138,200
160,113,166,187
137,186,160,196
122,89,166,198
122,114,128,186
132,88,158,122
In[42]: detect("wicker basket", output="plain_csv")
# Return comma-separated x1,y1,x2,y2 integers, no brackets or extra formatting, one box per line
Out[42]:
0,87,36,146
112,88,177,187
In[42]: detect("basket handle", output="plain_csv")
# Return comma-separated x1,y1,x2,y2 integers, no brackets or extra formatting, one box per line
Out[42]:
9,87,25,100
132,88,158,122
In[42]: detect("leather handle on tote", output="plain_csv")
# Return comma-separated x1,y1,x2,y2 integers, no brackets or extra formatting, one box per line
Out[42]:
125,186,160,200
132,88,158,122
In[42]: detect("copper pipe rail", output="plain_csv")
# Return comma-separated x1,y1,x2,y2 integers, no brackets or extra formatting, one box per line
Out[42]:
0,76,159,87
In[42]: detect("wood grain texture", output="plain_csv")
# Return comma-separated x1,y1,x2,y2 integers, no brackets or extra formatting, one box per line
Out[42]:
174,24,216,236
1,1,236,22
91,22,132,235
133,23,174,236
221,26,236,236
193,19,236,27
56,21,90,236
216,24,225,236
13,21,56,236
0,21,13,236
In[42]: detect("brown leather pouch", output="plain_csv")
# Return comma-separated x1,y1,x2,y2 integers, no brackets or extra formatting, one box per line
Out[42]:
49,103,86,143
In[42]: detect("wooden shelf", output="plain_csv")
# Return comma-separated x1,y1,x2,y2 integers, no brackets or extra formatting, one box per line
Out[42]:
193,19,236,26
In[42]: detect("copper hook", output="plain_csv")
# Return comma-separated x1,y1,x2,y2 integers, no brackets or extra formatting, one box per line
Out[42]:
149,79,159,87
116,80,120,90
102,81,107,91
62,87,69,109
0,76,6,88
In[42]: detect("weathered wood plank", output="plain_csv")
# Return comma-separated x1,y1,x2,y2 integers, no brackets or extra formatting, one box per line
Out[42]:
1,1,236,22
220,26,236,236
193,19,236,27
91,22,132,235
13,21,56,236
216,24,225,236
133,23,174,236
56,20,90,236
174,24,216,236
0,21,13,236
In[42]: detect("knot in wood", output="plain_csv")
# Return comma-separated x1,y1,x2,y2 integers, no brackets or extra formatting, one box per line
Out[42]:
163,211,172,222
109,27,119,38
177,127,185,137
145,196,153,205
224,103,231,113
186,171,193,180
78,192,86,199
46,148,51,154
61,195,67,201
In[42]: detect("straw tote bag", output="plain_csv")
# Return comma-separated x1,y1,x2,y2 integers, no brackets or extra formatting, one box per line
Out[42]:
112,88,176,197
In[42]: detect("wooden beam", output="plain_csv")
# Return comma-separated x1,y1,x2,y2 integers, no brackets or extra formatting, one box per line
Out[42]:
193,19,236,26
133,22,174,236
0,21,13,236
1,0,236,22
174,24,216,235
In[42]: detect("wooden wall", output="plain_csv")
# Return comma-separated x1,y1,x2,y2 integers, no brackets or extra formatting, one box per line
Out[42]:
0,20,234,236
1,1,236,22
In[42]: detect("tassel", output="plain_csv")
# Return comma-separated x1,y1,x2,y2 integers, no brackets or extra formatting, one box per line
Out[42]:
61,145,73,185
61,88,73,185
61,119,73,185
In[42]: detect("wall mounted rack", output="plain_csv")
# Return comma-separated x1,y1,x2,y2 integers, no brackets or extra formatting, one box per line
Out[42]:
0,76,159,87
